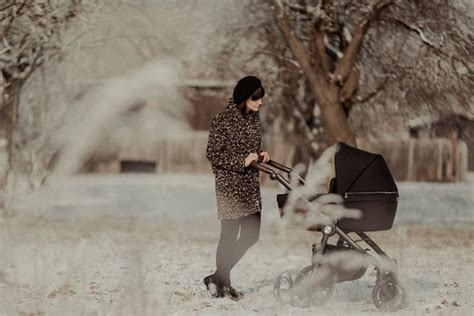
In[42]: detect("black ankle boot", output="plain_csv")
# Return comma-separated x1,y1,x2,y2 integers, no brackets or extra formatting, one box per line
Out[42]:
220,285,242,301
231,286,244,299
203,274,219,297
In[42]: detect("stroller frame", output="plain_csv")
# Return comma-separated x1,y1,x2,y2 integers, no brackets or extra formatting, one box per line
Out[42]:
252,159,405,311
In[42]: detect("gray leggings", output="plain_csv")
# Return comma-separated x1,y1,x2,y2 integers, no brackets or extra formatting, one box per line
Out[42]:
215,212,261,286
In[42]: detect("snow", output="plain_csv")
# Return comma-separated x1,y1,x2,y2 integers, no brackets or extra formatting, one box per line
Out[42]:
1,173,473,315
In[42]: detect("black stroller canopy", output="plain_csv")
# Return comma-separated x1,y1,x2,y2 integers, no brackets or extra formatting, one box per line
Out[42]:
334,143,398,194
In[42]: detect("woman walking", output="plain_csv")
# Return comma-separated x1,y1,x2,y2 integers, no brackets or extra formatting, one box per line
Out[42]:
204,76,270,301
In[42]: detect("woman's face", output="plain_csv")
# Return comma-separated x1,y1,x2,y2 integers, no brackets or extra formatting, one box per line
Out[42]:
245,97,263,112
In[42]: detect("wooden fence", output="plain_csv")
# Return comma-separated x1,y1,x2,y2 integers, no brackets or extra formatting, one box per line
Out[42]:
357,138,468,182
88,132,468,183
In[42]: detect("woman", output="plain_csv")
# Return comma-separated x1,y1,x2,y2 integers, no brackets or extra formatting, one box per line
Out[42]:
204,75,270,301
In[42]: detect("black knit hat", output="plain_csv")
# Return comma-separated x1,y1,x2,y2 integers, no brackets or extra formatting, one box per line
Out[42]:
232,76,263,104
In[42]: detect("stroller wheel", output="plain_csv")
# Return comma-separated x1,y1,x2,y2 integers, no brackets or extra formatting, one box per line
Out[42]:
372,279,406,311
273,270,310,307
300,265,334,306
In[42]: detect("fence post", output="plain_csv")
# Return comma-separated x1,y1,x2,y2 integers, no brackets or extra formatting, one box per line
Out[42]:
457,141,468,182
406,138,415,181
0,138,8,216
435,139,441,181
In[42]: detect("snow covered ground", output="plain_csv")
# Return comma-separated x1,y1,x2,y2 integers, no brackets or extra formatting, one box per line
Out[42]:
1,173,473,315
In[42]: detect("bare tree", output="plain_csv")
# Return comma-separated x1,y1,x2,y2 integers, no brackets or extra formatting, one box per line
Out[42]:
222,0,473,162
0,0,86,211
1,0,250,203
0,0,83,152
274,0,472,140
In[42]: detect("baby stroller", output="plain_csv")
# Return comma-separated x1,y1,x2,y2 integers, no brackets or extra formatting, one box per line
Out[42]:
252,142,405,311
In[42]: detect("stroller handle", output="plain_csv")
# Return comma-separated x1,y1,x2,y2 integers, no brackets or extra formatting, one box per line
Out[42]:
250,161,293,190
250,160,305,190
266,160,293,173
250,161,275,175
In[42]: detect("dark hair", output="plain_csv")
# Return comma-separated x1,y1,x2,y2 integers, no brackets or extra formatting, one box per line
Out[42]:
250,86,265,100
236,86,265,116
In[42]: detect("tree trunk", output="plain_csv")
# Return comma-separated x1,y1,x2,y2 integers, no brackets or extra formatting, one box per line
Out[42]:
0,80,22,214
315,84,356,146
272,3,357,148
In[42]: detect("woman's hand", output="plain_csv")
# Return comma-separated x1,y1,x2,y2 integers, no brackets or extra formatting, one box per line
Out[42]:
244,153,259,167
259,151,270,163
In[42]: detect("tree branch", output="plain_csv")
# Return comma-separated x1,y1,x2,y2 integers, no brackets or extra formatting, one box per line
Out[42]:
273,0,328,94
353,75,389,104
391,17,436,48
340,68,358,101
0,1,16,14
332,0,393,85
281,1,322,19
312,25,332,74
250,50,301,69
281,2,307,15
323,34,343,59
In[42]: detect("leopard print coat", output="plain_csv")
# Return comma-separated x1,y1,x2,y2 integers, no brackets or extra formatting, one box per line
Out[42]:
206,100,263,220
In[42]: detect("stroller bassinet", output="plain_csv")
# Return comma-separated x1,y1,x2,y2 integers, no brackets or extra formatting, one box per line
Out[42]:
277,142,399,232
253,142,405,311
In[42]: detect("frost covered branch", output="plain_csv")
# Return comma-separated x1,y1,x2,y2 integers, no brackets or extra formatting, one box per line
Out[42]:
332,0,393,86
353,75,389,104
281,1,322,19
1,0,83,83
324,35,343,59
273,0,328,90
252,50,301,69
392,18,436,48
